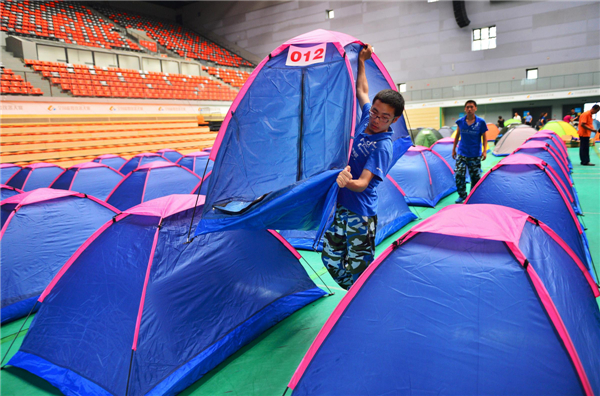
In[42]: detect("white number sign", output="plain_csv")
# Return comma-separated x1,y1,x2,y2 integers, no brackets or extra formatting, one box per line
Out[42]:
285,44,327,66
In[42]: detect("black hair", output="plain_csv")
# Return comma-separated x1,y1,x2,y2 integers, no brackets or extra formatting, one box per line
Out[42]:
373,89,405,117
592,104,600,110
465,100,477,107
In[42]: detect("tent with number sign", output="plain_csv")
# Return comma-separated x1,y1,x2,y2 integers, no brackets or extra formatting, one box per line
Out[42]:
7,195,325,396
194,29,412,242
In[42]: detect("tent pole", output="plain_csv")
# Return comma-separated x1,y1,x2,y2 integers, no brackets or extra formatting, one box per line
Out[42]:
282,387,289,396
186,158,211,243
1,301,38,368
302,256,334,296
404,109,415,143
125,349,135,396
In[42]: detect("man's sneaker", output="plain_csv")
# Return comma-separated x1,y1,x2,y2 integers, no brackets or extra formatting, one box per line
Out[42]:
455,196,466,204
581,163,596,166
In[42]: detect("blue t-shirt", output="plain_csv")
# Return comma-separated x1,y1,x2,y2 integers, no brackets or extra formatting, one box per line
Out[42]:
338,103,393,217
456,115,488,157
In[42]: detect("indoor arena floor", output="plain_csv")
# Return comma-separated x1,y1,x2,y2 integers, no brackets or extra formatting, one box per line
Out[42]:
1,146,598,396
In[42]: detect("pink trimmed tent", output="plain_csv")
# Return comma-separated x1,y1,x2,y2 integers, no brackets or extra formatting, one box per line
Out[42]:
288,204,600,395
155,148,183,163
92,154,127,171
176,151,213,176
387,146,456,207
1,163,21,184
106,162,201,210
195,29,411,239
8,195,325,396
119,153,170,175
5,163,64,192
50,162,123,200
1,189,119,324
1,184,23,201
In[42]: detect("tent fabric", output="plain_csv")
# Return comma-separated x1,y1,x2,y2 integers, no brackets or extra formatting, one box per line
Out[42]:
288,204,600,396
486,123,500,142
156,149,183,163
9,194,325,396
413,128,443,147
387,146,456,207
93,154,127,171
430,137,470,183
438,126,453,138
193,171,212,196
466,154,595,280
492,125,537,156
526,133,572,170
1,184,23,201
119,153,170,175
176,152,214,176
107,162,201,211
196,29,411,239
50,162,123,200
544,120,579,141
279,175,417,250
1,163,21,184
0,189,118,324
5,163,64,192
504,118,521,126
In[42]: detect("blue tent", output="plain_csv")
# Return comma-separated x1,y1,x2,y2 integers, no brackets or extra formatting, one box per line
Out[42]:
5,163,64,192
466,154,595,281
279,175,417,250
193,170,212,196
156,149,184,163
0,189,118,324
513,140,581,214
527,131,572,169
176,151,214,176
119,153,170,175
8,195,325,396
288,204,600,395
430,137,470,182
1,184,22,201
107,162,201,210
1,164,21,184
196,30,411,239
387,146,456,207
93,154,127,170
50,162,123,200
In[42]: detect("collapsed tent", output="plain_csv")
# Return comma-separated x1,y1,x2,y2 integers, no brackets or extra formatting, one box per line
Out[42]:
288,204,600,396
0,189,118,324
107,162,201,210
196,29,411,238
1,163,21,184
176,151,214,176
413,128,443,147
486,123,500,142
544,120,579,142
119,153,170,175
1,184,22,201
8,194,325,396
430,137,470,182
387,146,456,207
5,163,64,192
92,154,127,171
279,175,417,250
156,148,183,163
438,126,453,138
50,162,123,200
466,154,595,280
492,125,537,156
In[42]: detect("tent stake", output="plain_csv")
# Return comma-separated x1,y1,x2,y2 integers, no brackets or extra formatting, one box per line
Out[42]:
1,301,38,368
186,157,211,243
282,387,289,396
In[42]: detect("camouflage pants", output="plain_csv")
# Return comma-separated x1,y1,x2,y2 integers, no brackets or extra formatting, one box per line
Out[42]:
322,205,377,290
455,154,482,199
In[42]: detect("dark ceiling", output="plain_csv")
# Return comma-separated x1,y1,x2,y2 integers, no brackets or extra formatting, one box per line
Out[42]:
145,1,195,10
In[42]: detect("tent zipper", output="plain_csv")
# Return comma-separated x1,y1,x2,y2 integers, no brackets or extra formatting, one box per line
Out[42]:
297,70,305,181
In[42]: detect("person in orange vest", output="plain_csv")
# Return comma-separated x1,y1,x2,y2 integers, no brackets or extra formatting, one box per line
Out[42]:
578,104,599,166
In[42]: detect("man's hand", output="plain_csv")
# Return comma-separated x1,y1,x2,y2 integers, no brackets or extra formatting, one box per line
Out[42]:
482,151,487,161
452,148,457,160
337,166,352,188
359,44,373,62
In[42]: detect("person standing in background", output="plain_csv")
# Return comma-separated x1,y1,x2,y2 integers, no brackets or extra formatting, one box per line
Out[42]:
513,112,521,123
497,116,505,128
525,112,533,126
578,104,599,166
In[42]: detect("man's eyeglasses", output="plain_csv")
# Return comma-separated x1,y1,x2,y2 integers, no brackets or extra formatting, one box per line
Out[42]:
369,109,393,123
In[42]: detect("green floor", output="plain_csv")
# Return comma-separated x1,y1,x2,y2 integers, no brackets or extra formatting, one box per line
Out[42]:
1,147,599,396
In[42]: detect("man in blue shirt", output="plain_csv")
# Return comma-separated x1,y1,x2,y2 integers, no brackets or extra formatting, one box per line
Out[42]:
452,100,488,203
322,44,403,290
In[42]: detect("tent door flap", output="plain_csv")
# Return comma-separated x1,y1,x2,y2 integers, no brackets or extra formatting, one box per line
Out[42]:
213,193,269,215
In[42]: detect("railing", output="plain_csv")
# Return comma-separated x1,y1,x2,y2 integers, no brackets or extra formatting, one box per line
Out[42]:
403,72,600,102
